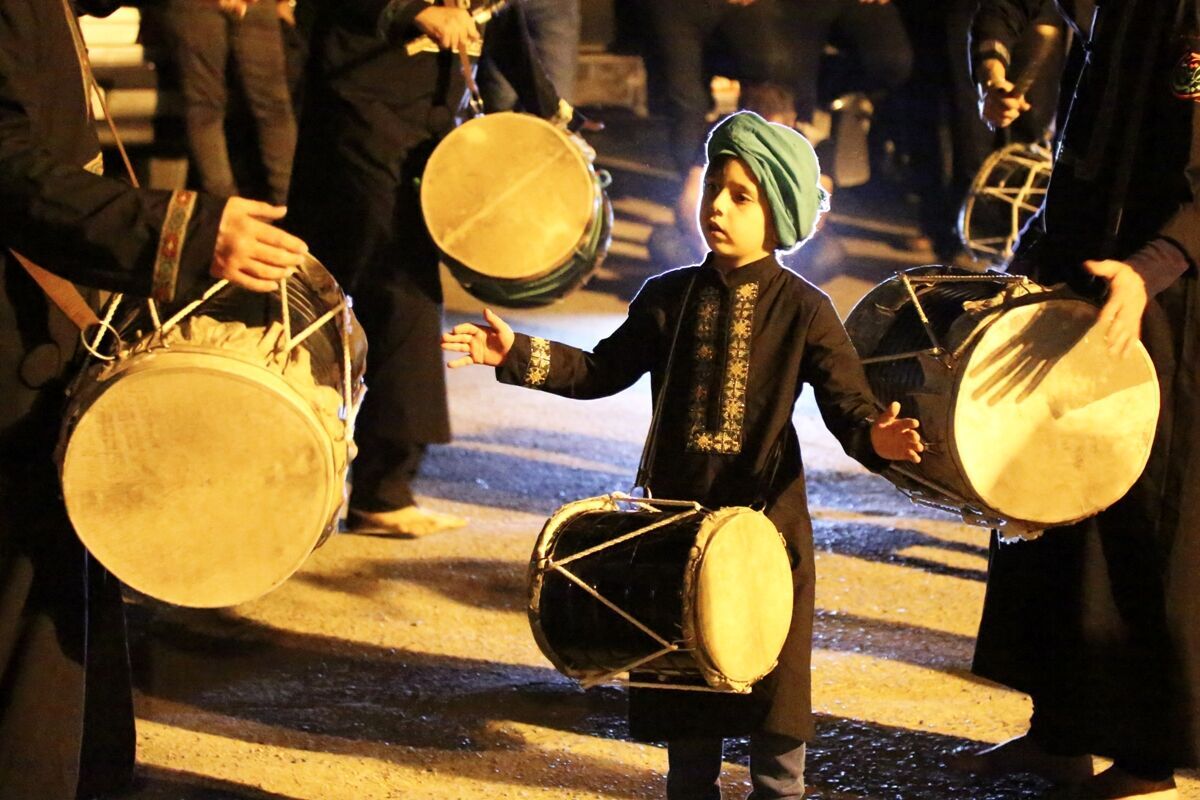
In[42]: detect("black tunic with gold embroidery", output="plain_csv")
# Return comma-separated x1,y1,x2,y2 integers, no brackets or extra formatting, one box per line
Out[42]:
497,255,886,741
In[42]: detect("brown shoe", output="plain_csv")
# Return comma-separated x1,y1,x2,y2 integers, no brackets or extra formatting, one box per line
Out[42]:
1045,766,1177,800
949,734,1094,785
347,506,467,538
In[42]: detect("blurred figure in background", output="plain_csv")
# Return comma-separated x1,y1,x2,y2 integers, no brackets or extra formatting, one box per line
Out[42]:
479,0,581,111
641,0,791,266
161,0,297,204
889,0,1064,264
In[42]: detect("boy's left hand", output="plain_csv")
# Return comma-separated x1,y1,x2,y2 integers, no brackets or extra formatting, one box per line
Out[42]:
871,401,923,463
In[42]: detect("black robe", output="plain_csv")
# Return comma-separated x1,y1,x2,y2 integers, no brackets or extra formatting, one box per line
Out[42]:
970,0,1200,766
497,255,886,742
0,1,226,796
286,0,560,448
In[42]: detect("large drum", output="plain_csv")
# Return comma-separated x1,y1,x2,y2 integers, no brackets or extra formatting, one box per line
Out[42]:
421,112,612,308
846,267,1159,535
528,495,794,693
57,255,366,608
958,142,1053,266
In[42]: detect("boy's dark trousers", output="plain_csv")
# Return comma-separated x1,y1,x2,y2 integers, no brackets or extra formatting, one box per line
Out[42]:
667,733,807,800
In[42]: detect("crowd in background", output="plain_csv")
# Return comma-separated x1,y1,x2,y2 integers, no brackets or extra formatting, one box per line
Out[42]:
141,0,1069,276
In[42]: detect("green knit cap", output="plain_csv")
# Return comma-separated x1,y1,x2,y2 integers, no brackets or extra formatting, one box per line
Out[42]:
705,110,828,249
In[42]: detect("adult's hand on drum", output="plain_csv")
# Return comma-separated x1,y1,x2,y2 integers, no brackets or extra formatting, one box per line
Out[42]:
414,6,481,52
977,61,1029,129
442,308,515,368
871,402,923,463
1086,259,1148,358
211,198,309,293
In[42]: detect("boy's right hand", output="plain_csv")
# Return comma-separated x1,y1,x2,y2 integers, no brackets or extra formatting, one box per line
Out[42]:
441,308,515,368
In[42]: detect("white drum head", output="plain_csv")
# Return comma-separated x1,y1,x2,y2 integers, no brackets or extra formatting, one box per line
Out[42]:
421,112,596,281
692,508,793,686
61,355,335,608
953,299,1159,526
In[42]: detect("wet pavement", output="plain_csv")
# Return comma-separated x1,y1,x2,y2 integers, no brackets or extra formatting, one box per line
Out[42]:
120,114,1200,799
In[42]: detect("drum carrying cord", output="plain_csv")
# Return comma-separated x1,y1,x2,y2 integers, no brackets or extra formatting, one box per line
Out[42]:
634,275,697,493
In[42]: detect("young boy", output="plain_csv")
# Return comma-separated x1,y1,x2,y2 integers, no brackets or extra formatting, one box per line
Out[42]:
442,110,921,799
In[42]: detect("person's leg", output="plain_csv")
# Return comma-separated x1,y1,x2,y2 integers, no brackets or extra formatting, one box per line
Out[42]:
483,0,580,108
767,0,837,124
950,699,1094,785
229,0,297,205
349,435,424,512
164,0,238,197
642,0,715,175
748,731,806,800
666,737,724,800
829,0,913,97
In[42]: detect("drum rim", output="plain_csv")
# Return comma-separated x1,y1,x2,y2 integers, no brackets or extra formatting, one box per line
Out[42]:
446,190,613,308
681,506,791,692
421,111,599,282
60,350,341,608
527,495,621,681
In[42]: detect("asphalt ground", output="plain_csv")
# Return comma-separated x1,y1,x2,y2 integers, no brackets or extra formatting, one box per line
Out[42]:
117,112,1200,799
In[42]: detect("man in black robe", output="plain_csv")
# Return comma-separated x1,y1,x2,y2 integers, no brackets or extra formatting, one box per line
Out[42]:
957,1,1200,797
0,2,309,796
287,0,567,537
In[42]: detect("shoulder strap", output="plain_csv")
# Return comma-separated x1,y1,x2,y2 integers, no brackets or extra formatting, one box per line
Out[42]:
9,250,101,329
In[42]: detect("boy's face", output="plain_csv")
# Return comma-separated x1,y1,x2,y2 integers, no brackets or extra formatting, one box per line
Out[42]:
699,156,779,269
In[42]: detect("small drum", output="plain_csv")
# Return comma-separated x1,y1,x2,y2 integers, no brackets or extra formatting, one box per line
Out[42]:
846,267,1159,535
57,255,366,608
528,495,794,693
421,112,612,308
958,142,1053,266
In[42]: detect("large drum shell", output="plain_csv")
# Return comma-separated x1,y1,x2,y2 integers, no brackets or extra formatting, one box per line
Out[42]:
58,256,365,608
528,498,794,693
847,267,1159,529
421,112,611,308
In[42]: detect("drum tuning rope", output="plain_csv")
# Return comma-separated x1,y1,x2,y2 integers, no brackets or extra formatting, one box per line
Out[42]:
80,293,124,362
899,272,946,361
158,279,230,337
578,647,680,690
551,508,700,569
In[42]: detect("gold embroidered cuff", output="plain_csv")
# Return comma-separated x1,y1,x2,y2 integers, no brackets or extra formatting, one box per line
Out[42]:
524,336,551,388
152,190,197,303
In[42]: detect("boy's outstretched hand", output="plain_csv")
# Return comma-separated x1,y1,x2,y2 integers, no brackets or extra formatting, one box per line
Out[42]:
441,308,515,368
871,401,923,463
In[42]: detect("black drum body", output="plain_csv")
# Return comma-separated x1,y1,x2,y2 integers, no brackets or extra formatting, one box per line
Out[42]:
528,496,794,693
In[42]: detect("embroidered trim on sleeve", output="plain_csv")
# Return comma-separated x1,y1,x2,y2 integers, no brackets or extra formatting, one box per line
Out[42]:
525,336,551,388
152,190,197,303
687,282,758,454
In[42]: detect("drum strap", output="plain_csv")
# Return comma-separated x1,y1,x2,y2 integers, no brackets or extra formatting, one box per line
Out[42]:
635,275,697,491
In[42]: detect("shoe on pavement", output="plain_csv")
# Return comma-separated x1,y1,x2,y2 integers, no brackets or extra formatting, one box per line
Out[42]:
948,734,1094,786
1042,766,1176,800
348,506,467,537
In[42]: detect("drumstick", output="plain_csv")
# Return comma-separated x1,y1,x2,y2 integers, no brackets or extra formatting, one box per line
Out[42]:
405,0,509,56
1009,23,1061,98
